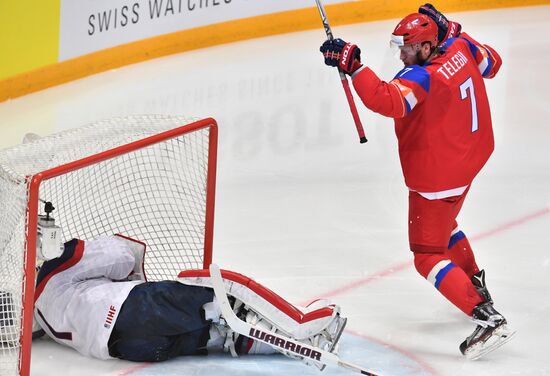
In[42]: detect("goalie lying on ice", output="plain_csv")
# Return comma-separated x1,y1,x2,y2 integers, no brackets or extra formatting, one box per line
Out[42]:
33,234,346,367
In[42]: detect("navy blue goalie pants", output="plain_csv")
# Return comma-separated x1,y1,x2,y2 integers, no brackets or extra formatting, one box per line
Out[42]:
108,281,214,362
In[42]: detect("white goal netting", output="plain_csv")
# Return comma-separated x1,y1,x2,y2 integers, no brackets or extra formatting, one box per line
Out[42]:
0,115,217,376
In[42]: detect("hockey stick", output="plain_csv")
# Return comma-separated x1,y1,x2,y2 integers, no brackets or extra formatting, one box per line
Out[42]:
314,0,368,144
209,264,381,375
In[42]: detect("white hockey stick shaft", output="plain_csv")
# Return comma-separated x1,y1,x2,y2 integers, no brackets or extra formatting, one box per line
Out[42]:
208,264,381,376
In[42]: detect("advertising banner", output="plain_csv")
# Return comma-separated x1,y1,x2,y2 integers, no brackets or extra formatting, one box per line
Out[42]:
59,0,350,61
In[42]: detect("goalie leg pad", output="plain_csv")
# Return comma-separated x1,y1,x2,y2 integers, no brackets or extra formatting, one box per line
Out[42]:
178,269,347,362
178,269,342,339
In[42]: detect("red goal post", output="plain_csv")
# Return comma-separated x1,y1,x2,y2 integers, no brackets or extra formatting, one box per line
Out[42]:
0,115,218,376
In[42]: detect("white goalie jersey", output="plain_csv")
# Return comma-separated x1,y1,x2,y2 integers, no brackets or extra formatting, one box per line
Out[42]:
34,235,145,359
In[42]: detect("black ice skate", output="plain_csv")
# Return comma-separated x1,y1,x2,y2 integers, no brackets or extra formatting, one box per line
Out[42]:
471,269,493,304
460,302,516,360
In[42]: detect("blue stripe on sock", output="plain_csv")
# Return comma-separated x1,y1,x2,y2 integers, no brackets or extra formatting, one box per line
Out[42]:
448,231,466,249
435,263,456,290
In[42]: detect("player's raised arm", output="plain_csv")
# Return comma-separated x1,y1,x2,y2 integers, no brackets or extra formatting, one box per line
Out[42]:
419,3,502,79
347,14,437,119
457,33,503,79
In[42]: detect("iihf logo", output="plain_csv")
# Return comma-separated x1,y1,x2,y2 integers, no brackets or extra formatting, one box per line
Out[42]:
104,305,116,329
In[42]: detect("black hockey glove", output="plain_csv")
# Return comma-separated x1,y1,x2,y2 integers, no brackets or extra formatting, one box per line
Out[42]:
419,3,462,45
320,38,362,75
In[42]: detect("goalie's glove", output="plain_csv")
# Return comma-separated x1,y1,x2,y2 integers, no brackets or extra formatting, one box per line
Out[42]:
113,235,147,281
206,297,278,357
419,3,462,45
320,38,362,75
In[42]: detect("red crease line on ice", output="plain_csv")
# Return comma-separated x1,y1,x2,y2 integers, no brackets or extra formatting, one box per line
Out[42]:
116,363,152,376
346,328,441,376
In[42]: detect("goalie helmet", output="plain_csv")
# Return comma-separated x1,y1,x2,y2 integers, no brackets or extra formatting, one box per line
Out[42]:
390,13,438,48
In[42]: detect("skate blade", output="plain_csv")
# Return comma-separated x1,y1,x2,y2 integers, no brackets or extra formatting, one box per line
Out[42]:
465,325,517,360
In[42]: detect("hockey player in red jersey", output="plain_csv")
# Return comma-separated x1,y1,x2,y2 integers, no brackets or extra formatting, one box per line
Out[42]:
320,4,514,359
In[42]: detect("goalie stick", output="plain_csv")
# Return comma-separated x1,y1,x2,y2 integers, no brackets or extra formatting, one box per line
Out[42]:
208,264,381,375
314,0,368,144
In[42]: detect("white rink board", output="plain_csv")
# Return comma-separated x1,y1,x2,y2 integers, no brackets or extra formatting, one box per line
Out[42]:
59,0,350,60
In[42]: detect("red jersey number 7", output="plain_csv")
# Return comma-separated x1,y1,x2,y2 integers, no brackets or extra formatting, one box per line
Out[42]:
460,77,479,133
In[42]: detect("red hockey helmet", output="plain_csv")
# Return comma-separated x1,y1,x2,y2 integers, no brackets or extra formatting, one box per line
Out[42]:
390,13,438,48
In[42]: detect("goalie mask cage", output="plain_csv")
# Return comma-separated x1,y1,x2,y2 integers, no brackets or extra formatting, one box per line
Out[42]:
0,115,218,376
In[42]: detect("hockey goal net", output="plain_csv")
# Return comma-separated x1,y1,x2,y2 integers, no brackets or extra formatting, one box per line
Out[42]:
0,115,218,376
